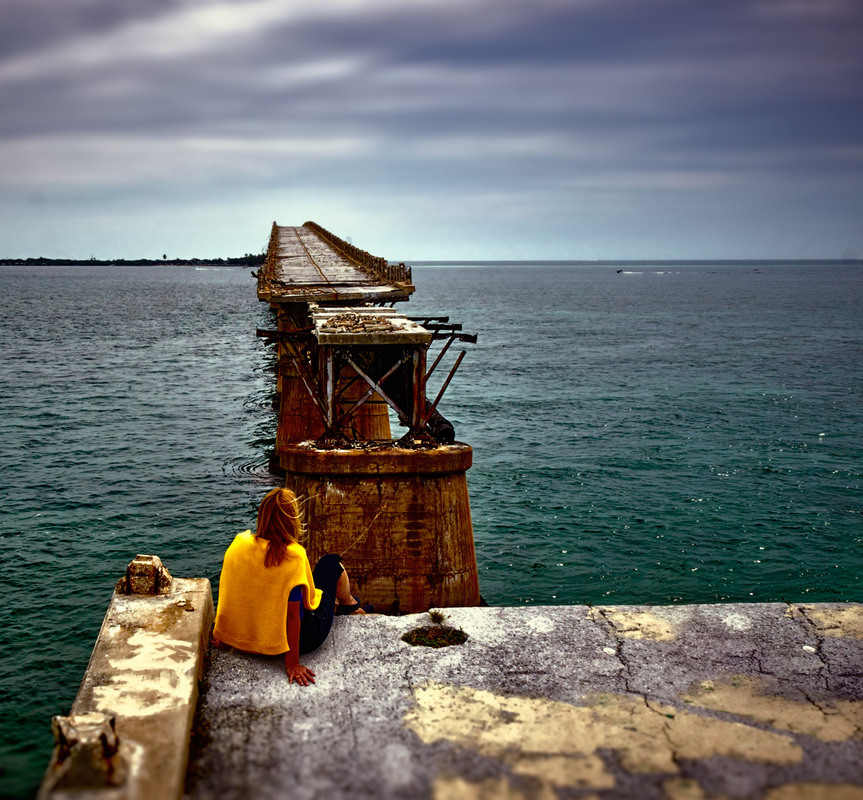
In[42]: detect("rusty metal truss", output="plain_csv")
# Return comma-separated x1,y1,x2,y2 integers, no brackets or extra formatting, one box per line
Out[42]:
257,313,475,447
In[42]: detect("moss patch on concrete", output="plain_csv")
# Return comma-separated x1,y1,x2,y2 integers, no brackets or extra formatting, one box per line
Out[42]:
401,625,468,648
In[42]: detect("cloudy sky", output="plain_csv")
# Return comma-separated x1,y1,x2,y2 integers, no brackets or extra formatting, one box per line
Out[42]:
1,0,861,260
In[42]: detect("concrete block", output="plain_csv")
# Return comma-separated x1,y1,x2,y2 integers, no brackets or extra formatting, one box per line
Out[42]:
114,554,173,596
39,574,213,800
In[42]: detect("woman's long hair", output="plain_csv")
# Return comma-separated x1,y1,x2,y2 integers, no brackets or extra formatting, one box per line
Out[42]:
255,488,305,568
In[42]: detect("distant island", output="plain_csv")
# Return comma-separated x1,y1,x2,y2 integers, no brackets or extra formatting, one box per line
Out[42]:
0,254,266,267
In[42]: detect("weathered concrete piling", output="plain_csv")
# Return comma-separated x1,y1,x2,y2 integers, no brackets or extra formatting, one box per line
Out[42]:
258,222,480,612
283,443,479,613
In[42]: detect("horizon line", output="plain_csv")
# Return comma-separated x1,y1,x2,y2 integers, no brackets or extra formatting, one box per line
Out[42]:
2,257,862,268
402,258,863,266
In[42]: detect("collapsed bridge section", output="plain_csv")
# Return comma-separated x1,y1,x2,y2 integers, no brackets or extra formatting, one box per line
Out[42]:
256,222,480,612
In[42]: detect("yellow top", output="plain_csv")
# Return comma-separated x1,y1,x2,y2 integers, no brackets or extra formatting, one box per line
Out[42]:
213,530,323,655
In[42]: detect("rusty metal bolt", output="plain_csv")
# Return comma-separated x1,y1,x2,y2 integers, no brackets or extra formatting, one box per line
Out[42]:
47,713,127,790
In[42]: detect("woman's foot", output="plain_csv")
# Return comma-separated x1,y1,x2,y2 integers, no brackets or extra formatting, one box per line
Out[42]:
335,566,371,613
336,596,369,615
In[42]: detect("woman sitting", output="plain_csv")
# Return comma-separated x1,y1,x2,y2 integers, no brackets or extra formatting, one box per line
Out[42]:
213,487,366,685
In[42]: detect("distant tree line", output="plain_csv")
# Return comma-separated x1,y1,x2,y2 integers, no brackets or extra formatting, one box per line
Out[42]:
0,253,266,266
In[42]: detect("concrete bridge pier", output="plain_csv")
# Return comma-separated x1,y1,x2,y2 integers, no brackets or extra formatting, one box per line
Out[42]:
282,443,480,614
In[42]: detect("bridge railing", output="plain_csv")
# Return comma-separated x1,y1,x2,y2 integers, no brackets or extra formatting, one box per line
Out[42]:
303,221,412,286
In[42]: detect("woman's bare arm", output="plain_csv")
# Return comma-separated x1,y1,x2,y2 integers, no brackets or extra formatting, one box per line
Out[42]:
285,599,316,685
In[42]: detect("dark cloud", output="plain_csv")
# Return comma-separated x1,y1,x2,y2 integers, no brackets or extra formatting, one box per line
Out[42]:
0,0,179,58
1,0,861,258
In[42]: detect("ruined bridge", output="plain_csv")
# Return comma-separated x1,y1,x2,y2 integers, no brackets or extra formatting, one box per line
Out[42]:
256,222,480,613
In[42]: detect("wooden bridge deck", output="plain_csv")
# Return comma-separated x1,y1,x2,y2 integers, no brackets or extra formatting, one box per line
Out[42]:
257,222,415,305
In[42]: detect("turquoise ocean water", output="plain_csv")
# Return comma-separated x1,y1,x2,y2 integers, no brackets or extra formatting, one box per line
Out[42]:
1,262,861,796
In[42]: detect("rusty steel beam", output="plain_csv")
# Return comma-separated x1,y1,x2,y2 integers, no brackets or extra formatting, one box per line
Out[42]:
426,336,456,381
422,350,466,428
337,353,412,429
342,353,409,428
278,343,329,426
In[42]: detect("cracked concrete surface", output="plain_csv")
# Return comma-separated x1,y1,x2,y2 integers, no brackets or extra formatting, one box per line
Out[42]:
186,604,863,800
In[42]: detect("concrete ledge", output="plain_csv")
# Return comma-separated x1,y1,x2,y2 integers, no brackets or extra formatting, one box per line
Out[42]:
189,603,863,800
39,578,214,800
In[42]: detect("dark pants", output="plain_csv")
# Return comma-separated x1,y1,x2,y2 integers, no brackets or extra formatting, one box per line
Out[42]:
298,553,343,654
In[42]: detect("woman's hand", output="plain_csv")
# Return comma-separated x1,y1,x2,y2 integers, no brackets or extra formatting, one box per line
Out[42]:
285,661,316,686
284,599,314,684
